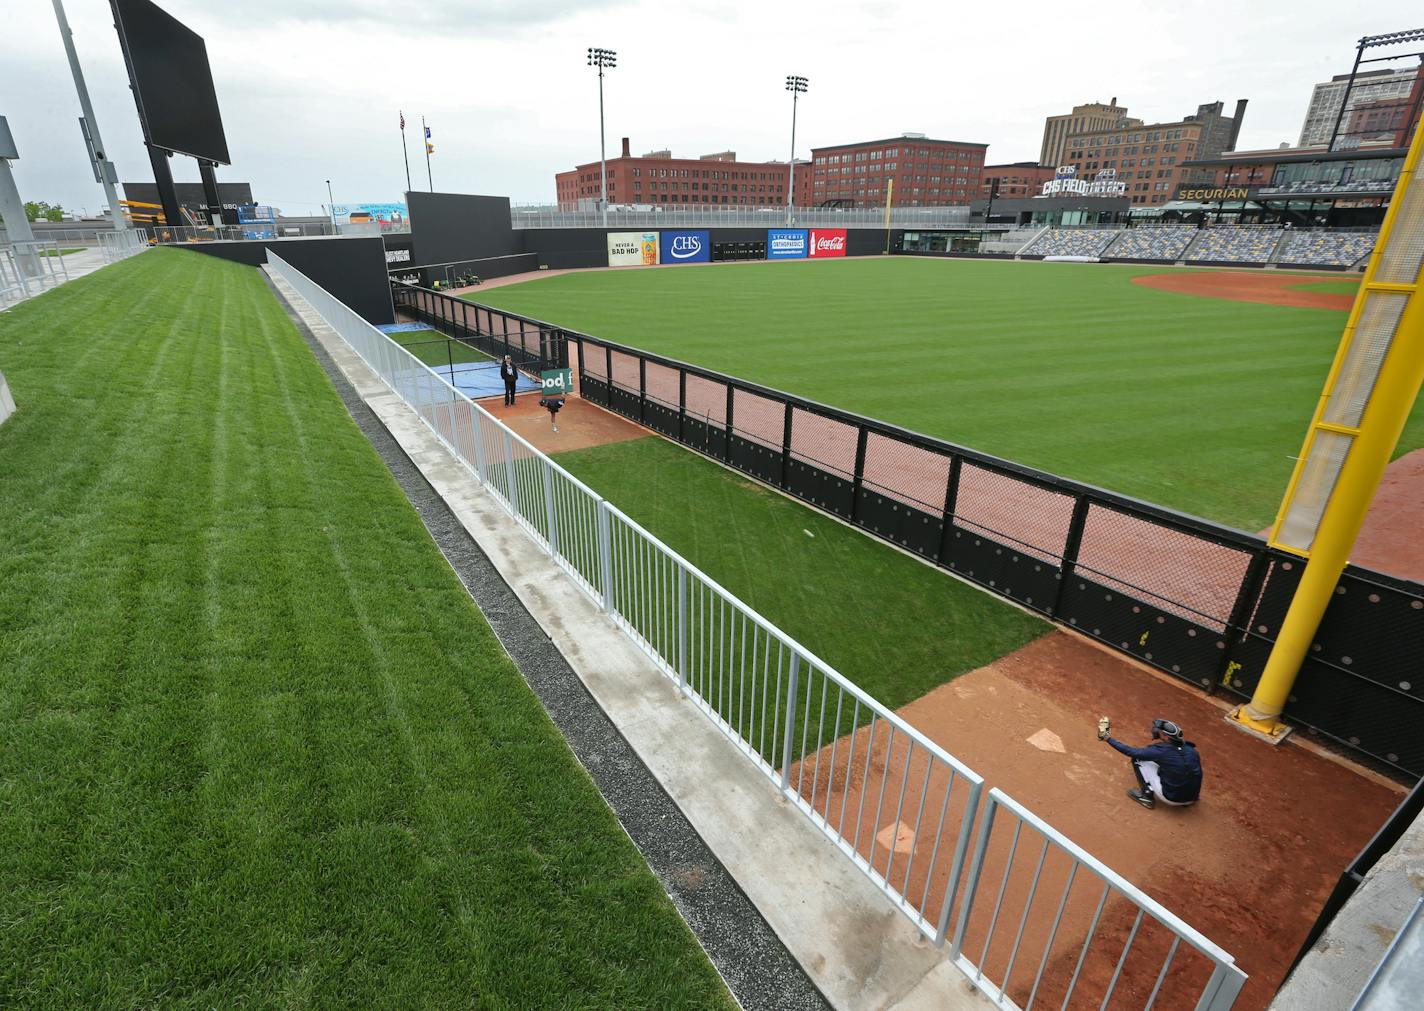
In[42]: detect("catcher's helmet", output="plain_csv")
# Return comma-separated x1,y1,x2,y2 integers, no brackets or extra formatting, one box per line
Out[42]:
1151,718,1184,744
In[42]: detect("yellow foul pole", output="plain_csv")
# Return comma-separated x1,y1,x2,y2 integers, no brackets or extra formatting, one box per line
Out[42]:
1232,120,1424,737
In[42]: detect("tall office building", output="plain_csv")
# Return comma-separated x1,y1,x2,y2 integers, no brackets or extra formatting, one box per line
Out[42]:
1298,67,1421,148
1040,99,1139,166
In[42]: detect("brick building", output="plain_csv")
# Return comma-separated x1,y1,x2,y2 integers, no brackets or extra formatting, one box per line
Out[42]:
1061,101,1246,207
980,162,1056,200
799,134,986,208
554,137,792,210
1040,99,1139,167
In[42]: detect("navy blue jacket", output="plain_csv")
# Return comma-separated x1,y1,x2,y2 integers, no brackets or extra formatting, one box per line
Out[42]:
1107,738,1203,803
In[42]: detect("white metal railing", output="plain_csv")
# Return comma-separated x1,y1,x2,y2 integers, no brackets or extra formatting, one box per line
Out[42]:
147,222,338,245
0,238,71,307
97,229,149,264
510,203,973,229
267,250,1247,1009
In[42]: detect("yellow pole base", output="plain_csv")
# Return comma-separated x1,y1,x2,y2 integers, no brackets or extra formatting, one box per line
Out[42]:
1226,705,1294,744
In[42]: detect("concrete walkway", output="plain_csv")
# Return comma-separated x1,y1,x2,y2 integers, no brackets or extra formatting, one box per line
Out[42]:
1,246,120,311
266,265,992,1011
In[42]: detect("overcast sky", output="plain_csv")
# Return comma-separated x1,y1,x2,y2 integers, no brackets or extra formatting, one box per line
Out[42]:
2,1,1420,217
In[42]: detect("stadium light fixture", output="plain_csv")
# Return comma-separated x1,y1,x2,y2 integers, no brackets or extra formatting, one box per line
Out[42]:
785,75,808,225
587,48,617,228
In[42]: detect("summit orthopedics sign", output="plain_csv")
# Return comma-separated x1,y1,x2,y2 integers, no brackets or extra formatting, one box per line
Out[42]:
1038,166,1127,198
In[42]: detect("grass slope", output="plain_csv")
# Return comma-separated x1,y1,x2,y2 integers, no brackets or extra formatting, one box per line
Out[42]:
553,437,1048,710
477,258,1424,529
0,249,731,1010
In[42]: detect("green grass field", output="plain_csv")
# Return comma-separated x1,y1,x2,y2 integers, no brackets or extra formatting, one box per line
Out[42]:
554,438,1047,710
476,258,1424,530
1287,278,1361,296
0,249,731,1009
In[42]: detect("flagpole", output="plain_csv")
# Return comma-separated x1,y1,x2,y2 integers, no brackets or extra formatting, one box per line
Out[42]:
423,116,433,191
400,111,412,194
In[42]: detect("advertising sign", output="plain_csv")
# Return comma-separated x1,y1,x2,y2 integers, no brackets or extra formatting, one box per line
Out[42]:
541,368,574,395
660,230,711,263
807,229,848,257
608,231,660,266
767,228,809,259
332,202,409,229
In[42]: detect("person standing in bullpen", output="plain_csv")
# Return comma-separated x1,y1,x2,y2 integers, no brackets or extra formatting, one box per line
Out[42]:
500,355,518,406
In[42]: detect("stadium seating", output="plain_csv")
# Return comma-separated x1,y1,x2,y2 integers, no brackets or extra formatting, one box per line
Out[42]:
1102,226,1196,262
1275,230,1376,267
1184,225,1282,263
1020,229,1120,258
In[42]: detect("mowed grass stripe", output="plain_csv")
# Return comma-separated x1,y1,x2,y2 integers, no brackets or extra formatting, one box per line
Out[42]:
477,257,1424,529
551,437,1048,712
0,248,732,1009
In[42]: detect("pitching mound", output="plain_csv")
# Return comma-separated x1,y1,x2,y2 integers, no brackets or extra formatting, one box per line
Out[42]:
1131,270,1355,310
484,392,650,455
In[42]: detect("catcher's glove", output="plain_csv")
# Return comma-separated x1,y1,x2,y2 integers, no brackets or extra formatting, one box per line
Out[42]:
1097,716,1112,741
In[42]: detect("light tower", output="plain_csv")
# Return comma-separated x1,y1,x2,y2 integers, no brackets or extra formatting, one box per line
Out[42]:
587,48,617,228
785,75,808,224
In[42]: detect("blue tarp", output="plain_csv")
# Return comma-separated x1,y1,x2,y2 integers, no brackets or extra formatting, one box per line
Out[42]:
426,361,540,401
377,322,436,333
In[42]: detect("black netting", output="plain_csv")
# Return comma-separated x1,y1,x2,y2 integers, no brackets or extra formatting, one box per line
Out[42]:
733,388,785,450
789,409,858,480
685,372,727,426
610,349,640,392
954,463,1073,562
1075,504,1252,629
645,360,680,410
862,433,951,513
582,344,608,380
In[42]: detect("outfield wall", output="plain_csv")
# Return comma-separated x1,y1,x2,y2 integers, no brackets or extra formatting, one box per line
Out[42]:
188,236,394,324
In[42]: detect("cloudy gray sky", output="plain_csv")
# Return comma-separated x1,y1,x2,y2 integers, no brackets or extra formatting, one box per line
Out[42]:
2,1,1420,217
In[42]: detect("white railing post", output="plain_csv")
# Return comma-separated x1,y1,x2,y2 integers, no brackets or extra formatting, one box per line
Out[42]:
503,429,520,516
597,499,614,613
542,459,558,558
780,654,800,793
1194,964,1248,1011
469,410,487,483
676,565,688,693
949,794,998,959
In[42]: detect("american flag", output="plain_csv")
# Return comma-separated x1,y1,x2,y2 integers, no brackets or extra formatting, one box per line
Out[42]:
399,111,405,130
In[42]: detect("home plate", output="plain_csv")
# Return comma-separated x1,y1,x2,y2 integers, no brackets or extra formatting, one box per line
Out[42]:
875,820,916,854
1026,728,1066,753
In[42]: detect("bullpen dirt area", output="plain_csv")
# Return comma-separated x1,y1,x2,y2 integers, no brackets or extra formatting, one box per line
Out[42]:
484,392,650,454
791,631,1403,1010
1131,270,1356,311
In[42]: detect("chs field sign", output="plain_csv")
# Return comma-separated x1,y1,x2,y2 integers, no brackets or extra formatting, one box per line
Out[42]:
541,368,574,395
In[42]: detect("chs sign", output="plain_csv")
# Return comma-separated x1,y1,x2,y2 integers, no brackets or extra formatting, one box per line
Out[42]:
659,230,710,263
1038,166,1127,198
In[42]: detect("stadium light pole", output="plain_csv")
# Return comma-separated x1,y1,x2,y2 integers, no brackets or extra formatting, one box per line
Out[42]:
587,48,617,228
785,75,807,225
51,0,126,230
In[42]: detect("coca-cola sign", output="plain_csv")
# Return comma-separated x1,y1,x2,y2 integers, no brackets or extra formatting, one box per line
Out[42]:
808,229,847,257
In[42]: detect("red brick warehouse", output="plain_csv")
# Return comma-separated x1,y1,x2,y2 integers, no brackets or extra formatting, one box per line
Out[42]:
798,134,987,208
554,138,794,210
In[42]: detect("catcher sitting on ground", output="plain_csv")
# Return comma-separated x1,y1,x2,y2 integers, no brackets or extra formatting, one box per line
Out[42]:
1097,717,1202,810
